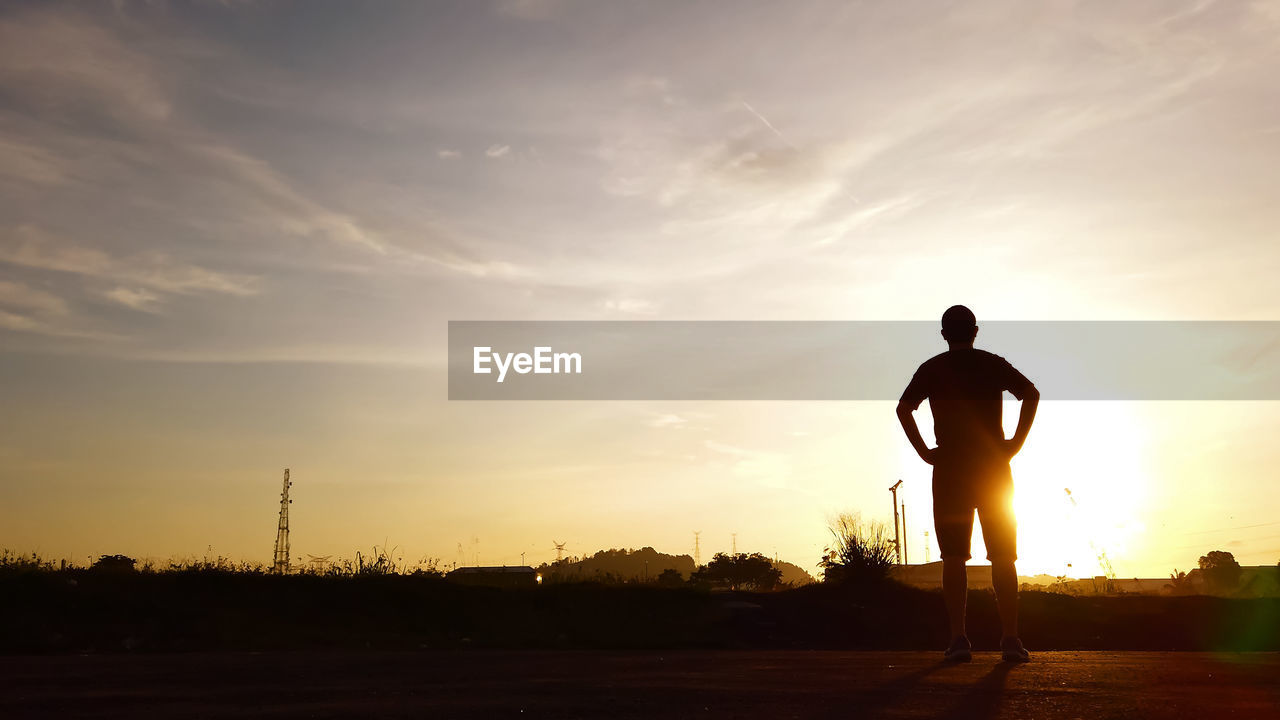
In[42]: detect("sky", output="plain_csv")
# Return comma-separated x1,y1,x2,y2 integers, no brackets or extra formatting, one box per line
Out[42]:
2,0,1279,577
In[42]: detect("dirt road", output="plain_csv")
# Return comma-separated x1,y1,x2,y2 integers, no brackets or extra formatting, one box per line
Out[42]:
4,650,1277,718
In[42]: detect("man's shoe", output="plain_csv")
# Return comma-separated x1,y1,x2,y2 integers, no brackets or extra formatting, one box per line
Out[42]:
1000,636,1030,663
944,635,972,662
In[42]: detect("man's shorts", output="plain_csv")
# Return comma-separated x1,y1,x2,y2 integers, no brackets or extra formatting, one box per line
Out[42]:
932,452,1017,562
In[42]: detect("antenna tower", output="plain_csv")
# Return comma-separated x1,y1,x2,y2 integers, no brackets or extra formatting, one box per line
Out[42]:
693,530,702,567
272,468,292,574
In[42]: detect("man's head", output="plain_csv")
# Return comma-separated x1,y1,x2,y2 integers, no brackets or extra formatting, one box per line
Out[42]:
941,304,978,347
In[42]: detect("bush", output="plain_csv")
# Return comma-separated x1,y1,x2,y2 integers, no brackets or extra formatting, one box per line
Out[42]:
656,568,685,587
1198,551,1242,595
819,513,895,587
691,553,783,591
90,554,137,573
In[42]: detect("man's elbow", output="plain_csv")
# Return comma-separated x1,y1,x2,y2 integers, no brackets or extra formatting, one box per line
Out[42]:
895,401,913,419
1023,385,1040,403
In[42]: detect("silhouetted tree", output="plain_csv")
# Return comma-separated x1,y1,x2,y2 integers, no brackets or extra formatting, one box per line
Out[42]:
535,547,695,585
692,553,783,591
1198,551,1242,594
1165,569,1196,596
772,559,817,587
819,513,895,587
91,554,137,572
656,567,685,587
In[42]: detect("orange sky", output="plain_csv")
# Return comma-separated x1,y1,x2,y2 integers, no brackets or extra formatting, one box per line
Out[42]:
2,1,1279,577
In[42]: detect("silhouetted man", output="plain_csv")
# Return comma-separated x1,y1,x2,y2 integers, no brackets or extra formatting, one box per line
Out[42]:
896,305,1039,663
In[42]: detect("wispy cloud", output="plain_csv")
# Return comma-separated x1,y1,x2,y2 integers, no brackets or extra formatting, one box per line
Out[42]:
103,286,163,313
485,144,511,158
601,297,657,315
703,440,794,491
2,226,259,298
0,279,69,317
493,0,570,21
647,413,689,429
0,279,117,339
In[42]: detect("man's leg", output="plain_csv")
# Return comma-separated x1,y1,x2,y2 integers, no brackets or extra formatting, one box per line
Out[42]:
934,466,974,644
942,556,968,639
979,470,1021,642
990,559,1018,639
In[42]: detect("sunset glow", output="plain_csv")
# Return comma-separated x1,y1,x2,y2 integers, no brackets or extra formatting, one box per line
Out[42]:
2,0,1279,581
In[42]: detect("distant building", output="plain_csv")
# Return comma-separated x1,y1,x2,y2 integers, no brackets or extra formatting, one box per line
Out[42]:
1238,565,1280,597
893,564,1280,597
446,565,539,588
890,562,994,590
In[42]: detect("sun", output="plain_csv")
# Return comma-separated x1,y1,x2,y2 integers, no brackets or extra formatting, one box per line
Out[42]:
1005,402,1150,578
896,399,1151,577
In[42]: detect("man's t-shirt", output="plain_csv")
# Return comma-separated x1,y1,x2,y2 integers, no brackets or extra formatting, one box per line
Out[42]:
899,348,1035,464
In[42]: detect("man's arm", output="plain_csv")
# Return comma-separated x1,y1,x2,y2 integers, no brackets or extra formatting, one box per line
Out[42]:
1005,384,1039,458
896,402,937,465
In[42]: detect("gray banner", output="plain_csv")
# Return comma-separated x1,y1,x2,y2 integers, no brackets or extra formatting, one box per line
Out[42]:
447,321,1280,400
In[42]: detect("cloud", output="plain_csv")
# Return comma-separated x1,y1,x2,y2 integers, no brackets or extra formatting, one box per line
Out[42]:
0,6,389,262
103,286,162,313
493,0,569,21
601,297,657,315
0,309,42,334
647,413,689,429
0,138,66,186
703,440,793,490
0,279,69,317
1,226,259,297
1,0,1277,360
0,279,116,339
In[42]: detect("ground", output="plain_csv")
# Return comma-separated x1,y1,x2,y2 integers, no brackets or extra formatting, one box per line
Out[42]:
3,650,1277,718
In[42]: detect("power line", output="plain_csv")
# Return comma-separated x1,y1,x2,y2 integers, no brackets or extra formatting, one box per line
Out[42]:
1173,533,1280,551
1179,520,1280,537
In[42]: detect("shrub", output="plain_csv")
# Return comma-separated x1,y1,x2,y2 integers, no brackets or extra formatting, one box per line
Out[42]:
819,513,895,587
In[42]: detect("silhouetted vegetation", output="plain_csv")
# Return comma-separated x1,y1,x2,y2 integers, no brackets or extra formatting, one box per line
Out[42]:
2,549,1278,653
818,513,895,588
656,568,684,587
90,554,137,573
533,547,812,589
691,553,783,591
535,546,695,584
1166,569,1196,596
1199,550,1243,594
2,552,1278,653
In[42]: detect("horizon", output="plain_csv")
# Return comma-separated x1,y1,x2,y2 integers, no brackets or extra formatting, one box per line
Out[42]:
3,0,1280,580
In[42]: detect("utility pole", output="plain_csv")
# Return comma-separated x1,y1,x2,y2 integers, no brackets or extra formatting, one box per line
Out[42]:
731,532,737,556
889,480,903,565
901,502,908,565
272,468,291,574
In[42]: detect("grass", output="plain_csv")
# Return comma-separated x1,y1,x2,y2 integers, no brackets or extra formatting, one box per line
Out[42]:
3,549,1278,654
